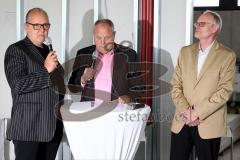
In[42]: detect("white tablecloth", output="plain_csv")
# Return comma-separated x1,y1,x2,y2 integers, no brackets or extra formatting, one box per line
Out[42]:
61,101,151,160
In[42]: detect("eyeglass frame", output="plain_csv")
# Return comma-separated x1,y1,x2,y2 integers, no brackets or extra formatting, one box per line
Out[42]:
194,21,215,28
26,22,51,30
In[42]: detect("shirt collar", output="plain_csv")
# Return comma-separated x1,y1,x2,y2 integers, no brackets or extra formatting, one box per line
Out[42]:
199,40,215,54
99,49,114,57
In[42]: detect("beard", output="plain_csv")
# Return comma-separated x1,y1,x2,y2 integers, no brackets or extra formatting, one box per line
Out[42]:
194,31,200,39
104,43,114,52
98,43,114,53
194,31,212,40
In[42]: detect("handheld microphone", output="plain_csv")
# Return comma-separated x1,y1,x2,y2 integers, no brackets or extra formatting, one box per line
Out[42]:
44,36,53,51
44,37,59,68
91,50,98,68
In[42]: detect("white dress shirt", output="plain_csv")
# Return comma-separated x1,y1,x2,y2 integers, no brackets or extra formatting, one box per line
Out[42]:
197,41,215,77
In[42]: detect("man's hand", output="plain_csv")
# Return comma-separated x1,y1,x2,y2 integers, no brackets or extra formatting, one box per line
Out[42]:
180,107,200,126
81,67,95,82
44,51,58,73
180,109,191,124
187,118,201,127
118,95,131,104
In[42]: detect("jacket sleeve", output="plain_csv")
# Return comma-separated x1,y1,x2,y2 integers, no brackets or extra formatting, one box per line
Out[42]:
171,48,191,112
68,52,86,93
4,45,51,94
196,52,236,120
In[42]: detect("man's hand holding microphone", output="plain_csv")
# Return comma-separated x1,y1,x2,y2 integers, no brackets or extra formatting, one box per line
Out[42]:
80,50,97,87
44,37,58,73
80,67,95,87
44,51,58,73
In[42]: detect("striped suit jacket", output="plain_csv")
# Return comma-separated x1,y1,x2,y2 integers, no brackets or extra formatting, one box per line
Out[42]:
4,37,65,142
68,44,143,102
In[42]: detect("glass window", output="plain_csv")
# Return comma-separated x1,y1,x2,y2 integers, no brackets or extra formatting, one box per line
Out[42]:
238,0,240,6
194,0,219,7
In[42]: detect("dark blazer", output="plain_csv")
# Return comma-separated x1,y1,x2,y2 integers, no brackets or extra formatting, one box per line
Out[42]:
4,37,65,142
68,44,143,102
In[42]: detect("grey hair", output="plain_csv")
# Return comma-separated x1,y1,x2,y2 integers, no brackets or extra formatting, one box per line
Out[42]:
203,10,222,34
25,7,49,23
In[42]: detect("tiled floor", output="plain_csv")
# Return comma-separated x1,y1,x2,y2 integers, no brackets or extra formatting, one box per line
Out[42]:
218,140,240,160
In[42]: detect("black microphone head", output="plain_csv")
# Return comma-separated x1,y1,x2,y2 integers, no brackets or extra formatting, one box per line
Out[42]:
44,37,53,51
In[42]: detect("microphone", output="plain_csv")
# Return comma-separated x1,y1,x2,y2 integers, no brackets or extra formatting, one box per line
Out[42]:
44,36,53,51
91,50,98,68
44,37,59,68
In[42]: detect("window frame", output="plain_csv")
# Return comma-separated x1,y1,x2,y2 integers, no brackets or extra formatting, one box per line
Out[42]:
194,0,220,7
194,0,240,11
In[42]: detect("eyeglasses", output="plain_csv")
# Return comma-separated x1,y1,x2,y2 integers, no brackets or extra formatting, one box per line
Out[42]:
26,22,51,30
194,22,214,27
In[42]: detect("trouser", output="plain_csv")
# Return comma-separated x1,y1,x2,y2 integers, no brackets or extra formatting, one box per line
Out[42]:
13,120,63,160
170,125,221,160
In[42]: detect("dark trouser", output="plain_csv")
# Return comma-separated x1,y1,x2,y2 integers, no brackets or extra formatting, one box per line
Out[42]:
13,120,63,160
170,125,221,160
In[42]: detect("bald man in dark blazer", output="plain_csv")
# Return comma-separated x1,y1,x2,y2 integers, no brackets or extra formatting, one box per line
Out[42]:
4,8,65,160
68,44,141,102
68,19,143,103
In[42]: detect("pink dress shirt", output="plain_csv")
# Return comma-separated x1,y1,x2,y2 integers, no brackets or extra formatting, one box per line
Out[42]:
94,50,114,101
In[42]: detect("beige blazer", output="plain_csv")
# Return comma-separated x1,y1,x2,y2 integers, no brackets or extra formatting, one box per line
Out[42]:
171,40,236,139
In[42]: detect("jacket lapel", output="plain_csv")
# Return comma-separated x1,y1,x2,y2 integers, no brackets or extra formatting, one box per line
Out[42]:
23,37,45,65
191,43,199,85
111,46,119,98
111,44,126,99
194,41,219,87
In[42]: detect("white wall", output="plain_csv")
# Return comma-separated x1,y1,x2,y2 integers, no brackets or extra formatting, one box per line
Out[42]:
68,0,94,60
100,0,134,45
160,0,193,66
0,0,16,118
67,0,134,61
156,0,193,159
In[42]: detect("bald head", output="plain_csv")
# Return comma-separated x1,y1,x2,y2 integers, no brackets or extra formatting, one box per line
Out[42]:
26,7,49,23
24,7,50,47
93,19,115,54
94,19,115,32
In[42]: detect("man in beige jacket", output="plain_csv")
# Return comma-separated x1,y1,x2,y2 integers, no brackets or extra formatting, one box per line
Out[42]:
170,10,236,160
